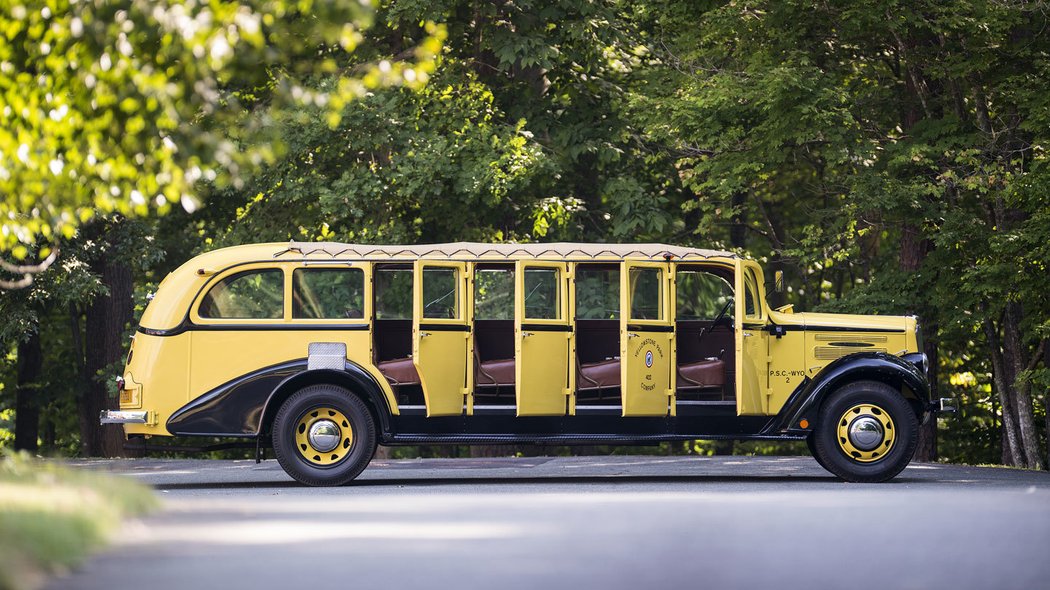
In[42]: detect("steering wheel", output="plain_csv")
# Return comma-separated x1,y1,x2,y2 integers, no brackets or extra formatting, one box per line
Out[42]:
711,297,733,328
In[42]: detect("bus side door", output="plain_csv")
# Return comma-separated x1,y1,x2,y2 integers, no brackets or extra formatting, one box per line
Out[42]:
515,261,572,416
735,260,769,415
413,261,469,417
620,260,674,417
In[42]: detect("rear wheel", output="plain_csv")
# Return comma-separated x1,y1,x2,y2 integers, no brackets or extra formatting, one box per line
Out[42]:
272,384,376,486
812,380,918,483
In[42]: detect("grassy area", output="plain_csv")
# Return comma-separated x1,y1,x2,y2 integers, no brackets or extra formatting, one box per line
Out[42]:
0,453,157,590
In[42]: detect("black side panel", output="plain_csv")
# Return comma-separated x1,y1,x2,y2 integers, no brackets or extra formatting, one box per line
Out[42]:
763,351,931,436
383,412,775,445
167,360,307,436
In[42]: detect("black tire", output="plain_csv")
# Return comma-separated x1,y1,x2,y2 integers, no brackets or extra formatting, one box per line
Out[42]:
812,380,918,483
806,432,832,472
272,384,377,486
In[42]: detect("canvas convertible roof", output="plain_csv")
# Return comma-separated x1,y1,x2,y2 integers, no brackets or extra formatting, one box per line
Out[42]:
273,241,736,261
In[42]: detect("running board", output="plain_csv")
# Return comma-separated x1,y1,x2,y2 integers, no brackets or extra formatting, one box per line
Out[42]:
384,433,804,445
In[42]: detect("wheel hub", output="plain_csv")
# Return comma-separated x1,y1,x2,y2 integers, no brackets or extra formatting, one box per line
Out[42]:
847,416,884,451
836,403,895,463
294,407,354,466
307,419,341,453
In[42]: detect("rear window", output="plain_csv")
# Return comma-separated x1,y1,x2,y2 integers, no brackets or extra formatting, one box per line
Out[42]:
199,269,284,319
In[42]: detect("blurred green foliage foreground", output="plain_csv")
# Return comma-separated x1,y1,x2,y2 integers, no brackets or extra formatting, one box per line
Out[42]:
0,453,156,590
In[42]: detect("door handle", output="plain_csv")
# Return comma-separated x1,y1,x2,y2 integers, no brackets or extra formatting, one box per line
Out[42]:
420,331,432,338
743,332,753,338
522,331,535,338
627,332,639,338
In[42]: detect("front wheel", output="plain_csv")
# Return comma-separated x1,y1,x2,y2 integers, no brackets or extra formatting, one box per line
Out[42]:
272,384,377,486
812,380,918,483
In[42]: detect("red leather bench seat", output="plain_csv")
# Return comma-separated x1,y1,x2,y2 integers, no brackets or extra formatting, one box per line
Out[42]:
477,358,515,386
377,358,420,386
677,359,725,388
578,358,620,390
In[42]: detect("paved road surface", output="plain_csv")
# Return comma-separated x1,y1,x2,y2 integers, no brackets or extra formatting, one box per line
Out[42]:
50,456,1050,590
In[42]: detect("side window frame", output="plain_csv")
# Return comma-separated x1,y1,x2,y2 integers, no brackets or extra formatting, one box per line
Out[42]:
290,263,371,324
515,260,568,325
621,259,671,326
673,265,735,321
743,262,767,323
191,264,289,325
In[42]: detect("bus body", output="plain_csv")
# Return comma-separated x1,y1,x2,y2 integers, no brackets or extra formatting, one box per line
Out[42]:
102,242,940,485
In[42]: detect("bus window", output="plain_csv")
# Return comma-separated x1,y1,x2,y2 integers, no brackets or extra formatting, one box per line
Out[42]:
475,268,514,320
291,268,365,319
676,270,733,320
744,268,759,319
199,269,284,319
524,268,560,319
375,267,413,319
629,267,663,320
422,267,459,319
576,266,620,319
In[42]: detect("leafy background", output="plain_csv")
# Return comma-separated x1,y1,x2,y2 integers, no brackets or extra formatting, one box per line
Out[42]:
1,0,1047,468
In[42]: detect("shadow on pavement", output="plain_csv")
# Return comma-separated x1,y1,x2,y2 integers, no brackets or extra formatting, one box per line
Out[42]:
150,473,930,491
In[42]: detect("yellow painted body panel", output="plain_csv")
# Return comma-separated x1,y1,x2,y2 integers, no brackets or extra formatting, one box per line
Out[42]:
413,260,469,417
763,310,911,415
765,311,806,413
120,333,189,436
515,261,572,416
187,329,375,405
620,260,673,417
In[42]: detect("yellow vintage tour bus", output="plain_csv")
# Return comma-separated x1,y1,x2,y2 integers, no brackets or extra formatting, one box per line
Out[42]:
101,242,944,485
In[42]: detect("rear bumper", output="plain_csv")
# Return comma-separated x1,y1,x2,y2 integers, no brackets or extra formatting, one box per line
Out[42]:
100,410,150,425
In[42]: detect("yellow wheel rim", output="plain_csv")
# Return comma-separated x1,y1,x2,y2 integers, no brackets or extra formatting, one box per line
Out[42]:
836,403,895,463
294,407,354,466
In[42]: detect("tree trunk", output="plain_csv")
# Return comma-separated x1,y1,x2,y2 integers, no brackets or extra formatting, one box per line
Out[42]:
984,316,1025,466
729,192,747,249
913,322,939,462
14,330,43,452
899,222,937,462
1045,343,1050,470
1002,302,1043,469
79,259,134,457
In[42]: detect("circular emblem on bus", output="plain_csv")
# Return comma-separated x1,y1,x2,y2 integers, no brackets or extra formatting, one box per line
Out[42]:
645,350,654,368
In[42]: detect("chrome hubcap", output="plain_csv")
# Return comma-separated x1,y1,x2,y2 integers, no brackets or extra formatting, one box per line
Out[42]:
848,416,884,451
307,420,341,453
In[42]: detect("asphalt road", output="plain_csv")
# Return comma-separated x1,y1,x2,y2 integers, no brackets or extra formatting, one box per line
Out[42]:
49,456,1050,590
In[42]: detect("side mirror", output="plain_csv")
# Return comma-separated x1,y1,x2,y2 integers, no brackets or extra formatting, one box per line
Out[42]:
774,270,784,293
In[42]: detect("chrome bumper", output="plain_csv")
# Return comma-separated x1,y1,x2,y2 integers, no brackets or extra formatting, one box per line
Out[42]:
933,398,956,414
100,410,149,424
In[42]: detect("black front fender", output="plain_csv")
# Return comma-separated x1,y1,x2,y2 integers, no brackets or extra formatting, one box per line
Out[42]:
762,352,930,436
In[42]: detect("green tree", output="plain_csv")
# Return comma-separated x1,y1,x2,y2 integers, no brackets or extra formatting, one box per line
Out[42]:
0,0,443,286
625,0,1050,467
